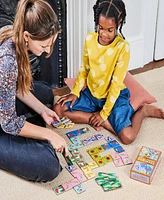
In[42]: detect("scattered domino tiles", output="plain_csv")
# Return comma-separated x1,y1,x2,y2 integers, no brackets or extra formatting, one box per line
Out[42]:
52,127,133,195
52,116,74,128
87,136,133,167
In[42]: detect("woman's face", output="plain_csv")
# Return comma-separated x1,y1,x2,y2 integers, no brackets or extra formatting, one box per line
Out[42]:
24,33,58,56
97,14,117,46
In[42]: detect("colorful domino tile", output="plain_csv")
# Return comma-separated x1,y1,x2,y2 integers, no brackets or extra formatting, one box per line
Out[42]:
104,154,113,162
109,140,120,148
113,145,125,153
70,169,83,178
52,185,65,195
101,143,112,150
65,165,77,172
113,158,124,167
95,133,104,140
62,181,73,191
76,174,87,183
70,178,80,187
88,161,98,169
95,157,107,166
74,184,86,194
122,157,133,165
87,148,99,155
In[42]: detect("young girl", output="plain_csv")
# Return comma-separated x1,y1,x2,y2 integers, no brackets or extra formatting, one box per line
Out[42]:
54,0,164,144
0,0,68,182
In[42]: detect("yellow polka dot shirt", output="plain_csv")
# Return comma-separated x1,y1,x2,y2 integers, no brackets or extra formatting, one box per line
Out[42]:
71,32,130,120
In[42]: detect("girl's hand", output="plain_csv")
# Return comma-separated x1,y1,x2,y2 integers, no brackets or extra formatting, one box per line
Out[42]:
48,130,69,156
57,94,77,107
89,112,104,127
41,106,60,126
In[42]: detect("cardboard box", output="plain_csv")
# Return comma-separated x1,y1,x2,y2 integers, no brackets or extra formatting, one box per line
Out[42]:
130,146,162,184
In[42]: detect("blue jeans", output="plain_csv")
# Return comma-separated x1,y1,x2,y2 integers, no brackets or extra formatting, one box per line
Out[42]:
0,81,62,182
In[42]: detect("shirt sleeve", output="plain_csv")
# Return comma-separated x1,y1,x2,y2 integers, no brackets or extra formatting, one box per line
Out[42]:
0,55,26,135
100,42,130,120
71,39,89,97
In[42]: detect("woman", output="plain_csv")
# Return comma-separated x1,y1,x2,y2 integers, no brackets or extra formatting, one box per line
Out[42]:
0,0,68,182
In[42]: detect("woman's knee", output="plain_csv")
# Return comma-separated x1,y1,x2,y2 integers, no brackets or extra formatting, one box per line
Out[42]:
0,133,62,182
32,81,54,106
28,154,62,182
36,159,61,182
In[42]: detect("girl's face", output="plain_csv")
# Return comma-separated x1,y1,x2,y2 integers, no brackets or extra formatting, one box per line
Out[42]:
98,14,117,46
24,33,58,56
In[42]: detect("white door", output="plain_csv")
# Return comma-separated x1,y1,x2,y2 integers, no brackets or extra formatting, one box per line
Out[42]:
124,0,158,70
154,0,164,61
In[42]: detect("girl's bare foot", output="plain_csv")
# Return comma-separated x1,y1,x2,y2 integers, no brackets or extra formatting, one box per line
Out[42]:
140,105,164,118
92,120,115,133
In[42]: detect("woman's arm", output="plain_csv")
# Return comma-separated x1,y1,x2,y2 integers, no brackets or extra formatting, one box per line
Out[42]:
16,91,60,125
19,121,68,155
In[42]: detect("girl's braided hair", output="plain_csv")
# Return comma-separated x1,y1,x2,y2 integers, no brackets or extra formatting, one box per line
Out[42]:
93,0,126,39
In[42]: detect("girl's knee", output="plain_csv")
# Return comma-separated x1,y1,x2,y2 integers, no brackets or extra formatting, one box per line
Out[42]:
119,129,135,145
53,103,61,115
53,103,66,117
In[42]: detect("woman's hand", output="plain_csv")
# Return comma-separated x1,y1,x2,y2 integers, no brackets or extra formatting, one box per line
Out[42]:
48,130,69,156
41,106,60,126
20,121,69,156
57,94,77,108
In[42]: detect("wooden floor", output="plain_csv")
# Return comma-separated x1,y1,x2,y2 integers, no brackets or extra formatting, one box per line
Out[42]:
53,59,164,96
129,59,164,75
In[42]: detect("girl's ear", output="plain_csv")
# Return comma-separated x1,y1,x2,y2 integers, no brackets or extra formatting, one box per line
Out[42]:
23,31,30,42
118,19,122,27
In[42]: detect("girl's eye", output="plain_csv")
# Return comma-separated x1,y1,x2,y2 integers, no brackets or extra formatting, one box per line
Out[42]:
99,26,103,30
108,29,113,33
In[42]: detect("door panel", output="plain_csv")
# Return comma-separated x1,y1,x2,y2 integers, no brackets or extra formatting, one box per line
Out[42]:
154,0,164,61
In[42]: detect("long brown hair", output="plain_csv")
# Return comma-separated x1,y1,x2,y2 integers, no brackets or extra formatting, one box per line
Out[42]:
0,0,60,95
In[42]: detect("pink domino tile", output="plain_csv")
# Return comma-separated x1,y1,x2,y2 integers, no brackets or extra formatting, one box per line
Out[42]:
70,178,80,187
119,151,129,158
62,181,73,191
76,174,87,183
122,157,133,165
70,168,83,178
110,153,121,160
113,158,124,167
